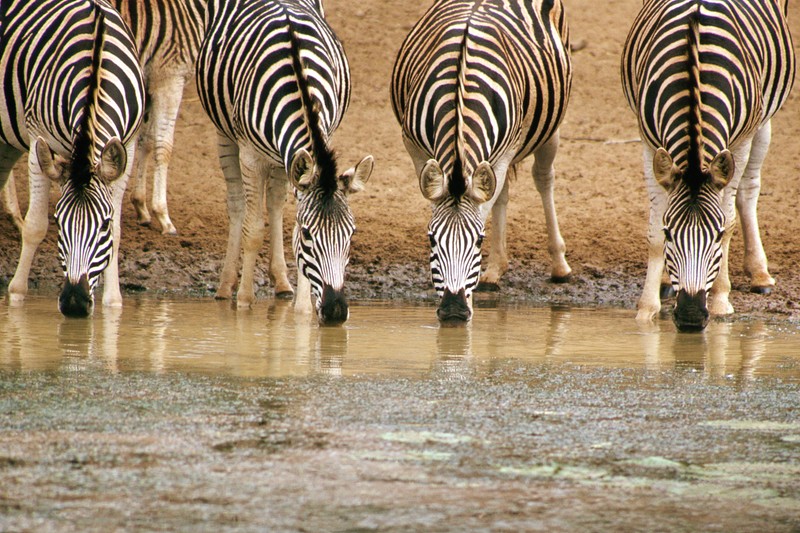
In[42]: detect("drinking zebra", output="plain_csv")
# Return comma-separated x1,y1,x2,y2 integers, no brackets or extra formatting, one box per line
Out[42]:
391,0,573,322
196,0,373,325
114,0,206,236
0,0,144,317
622,0,795,330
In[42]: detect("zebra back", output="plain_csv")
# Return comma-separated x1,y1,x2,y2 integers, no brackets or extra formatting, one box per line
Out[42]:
197,0,349,174
0,0,143,161
112,0,206,79
622,0,795,174
391,0,572,188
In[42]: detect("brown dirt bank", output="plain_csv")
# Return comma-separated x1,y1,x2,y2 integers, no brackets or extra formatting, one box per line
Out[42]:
2,0,800,323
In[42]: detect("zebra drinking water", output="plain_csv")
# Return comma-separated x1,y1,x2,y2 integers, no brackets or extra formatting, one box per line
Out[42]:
391,0,574,323
622,0,795,331
196,0,373,325
0,0,144,317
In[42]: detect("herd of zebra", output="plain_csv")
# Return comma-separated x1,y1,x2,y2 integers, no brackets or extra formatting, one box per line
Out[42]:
0,0,795,332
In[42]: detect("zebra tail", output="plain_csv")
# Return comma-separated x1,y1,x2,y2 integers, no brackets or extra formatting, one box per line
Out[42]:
286,22,338,193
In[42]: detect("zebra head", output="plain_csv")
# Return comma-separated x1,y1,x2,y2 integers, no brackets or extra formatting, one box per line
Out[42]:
653,147,735,331
32,136,127,318
420,158,496,324
289,149,373,326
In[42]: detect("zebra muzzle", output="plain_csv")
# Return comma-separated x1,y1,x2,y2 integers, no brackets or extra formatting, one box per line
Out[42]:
673,289,710,332
437,288,471,324
59,274,93,318
319,285,349,326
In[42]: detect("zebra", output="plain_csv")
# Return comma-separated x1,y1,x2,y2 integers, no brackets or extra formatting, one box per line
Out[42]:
621,0,795,331
114,0,206,235
391,0,573,323
196,0,373,325
0,0,144,317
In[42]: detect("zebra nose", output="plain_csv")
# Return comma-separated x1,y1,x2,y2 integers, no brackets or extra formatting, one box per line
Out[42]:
319,285,349,326
59,274,93,318
437,288,471,324
673,289,709,332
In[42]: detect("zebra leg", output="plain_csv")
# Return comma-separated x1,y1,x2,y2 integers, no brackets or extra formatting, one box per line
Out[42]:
130,99,153,227
637,146,668,322
478,170,510,290
7,155,52,304
236,146,267,308
101,141,136,308
294,266,313,315
0,146,23,231
215,135,244,300
265,170,294,298
736,122,774,294
532,132,571,282
146,75,186,236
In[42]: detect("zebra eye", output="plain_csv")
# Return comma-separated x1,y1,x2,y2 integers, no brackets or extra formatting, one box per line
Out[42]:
663,227,673,243
302,227,312,240
101,218,112,232
715,229,725,243
428,232,436,247
476,234,484,248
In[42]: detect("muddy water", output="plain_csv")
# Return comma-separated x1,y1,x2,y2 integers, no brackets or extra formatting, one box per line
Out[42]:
2,297,799,380
2,297,800,531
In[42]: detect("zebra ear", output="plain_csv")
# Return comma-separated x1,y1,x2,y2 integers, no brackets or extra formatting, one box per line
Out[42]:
289,149,316,191
653,148,679,190
97,138,127,183
708,150,734,190
419,159,446,201
469,161,496,204
32,137,65,182
339,155,373,195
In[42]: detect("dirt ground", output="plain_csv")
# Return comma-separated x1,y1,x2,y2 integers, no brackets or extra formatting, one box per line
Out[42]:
2,0,800,322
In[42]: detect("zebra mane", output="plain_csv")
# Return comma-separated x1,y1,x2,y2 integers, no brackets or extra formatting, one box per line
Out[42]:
287,21,338,195
450,9,472,199
685,5,705,189
70,3,106,189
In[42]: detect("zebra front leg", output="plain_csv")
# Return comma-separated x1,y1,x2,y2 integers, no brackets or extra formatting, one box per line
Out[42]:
479,171,510,290
265,172,294,298
294,265,313,315
708,229,734,316
147,75,186,236
737,122,774,293
532,132,570,281
216,135,244,300
102,145,135,308
130,106,153,227
8,156,51,304
637,147,668,322
236,146,267,308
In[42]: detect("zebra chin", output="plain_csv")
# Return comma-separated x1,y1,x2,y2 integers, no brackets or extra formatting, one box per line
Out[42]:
436,288,471,325
672,289,710,332
317,285,349,326
58,275,94,318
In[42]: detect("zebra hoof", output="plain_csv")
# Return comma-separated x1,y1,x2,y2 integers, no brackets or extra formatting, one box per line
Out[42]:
550,274,571,284
275,290,294,300
750,285,773,295
475,281,500,292
660,283,676,300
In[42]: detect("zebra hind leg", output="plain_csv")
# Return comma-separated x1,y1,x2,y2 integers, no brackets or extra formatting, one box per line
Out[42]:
532,133,571,282
0,147,24,231
737,123,774,294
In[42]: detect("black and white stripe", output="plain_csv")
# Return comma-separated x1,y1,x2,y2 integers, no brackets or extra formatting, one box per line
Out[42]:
197,0,372,324
114,0,206,235
1,0,144,316
622,0,795,329
391,0,573,321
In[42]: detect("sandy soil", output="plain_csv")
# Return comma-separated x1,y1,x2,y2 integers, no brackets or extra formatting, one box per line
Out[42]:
2,0,800,322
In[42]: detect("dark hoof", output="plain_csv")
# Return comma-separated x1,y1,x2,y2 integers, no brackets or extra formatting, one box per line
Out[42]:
138,220,152,227
660,283,676,300
275,290,294,300
475,281,500,292
750,286,772,295
550,274,571,284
